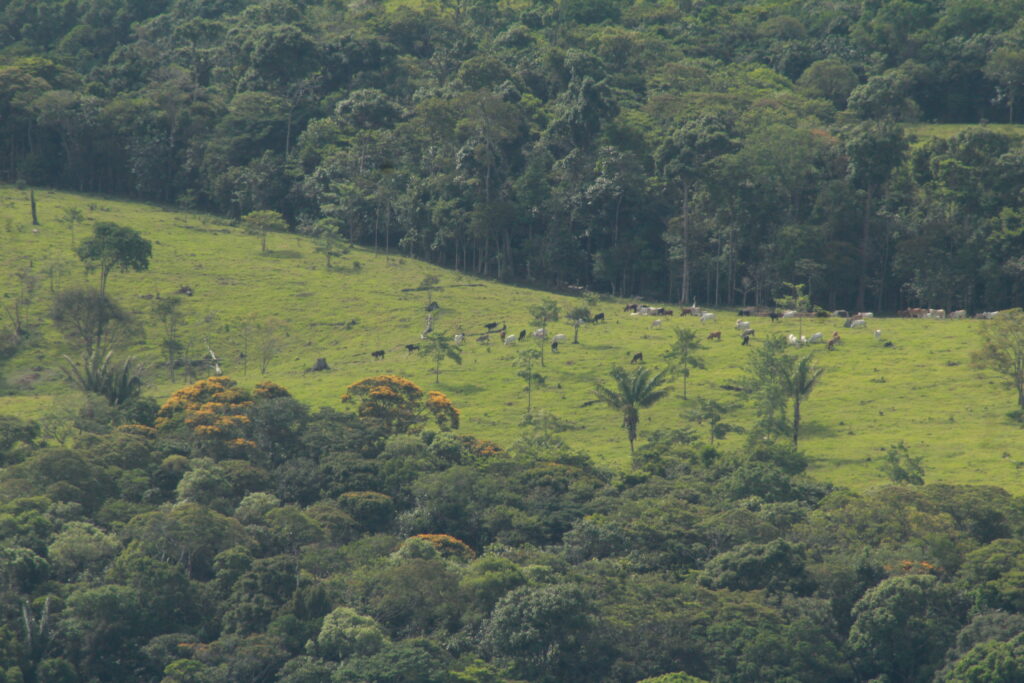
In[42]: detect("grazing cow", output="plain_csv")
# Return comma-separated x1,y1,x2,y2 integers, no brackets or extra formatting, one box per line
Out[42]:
532,328,547,339
624,303,639,313
518,329,527,341
651,319,662,329
873,329,881,340
738,308,753,316
504,334,517,345
453,333,465,345
850,319,867,329
405,344,420,353
769,311,781,322
663,309,674,316
787,334,800,346
926,308,946,319
736,320,751,331
707,331,721,341
630,352,644,364
177,285,194,296
741,333,751,346
808,332,824,344
552,333,568,343
833,309,849,318
782,310,798,318
484,322,499,331
551,341,559,352
371,350,385,360
826,337,838,351
949,309,967,319
593,312,605,323
883,340,895,348
700,312,716,324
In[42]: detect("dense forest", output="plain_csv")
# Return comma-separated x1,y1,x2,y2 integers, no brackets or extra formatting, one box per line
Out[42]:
5,0,1024,311
2,374,1024,682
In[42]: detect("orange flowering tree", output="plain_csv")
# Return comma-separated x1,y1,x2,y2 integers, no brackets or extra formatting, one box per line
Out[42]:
342,375,459,433
155,376,255,457
410,533,476,562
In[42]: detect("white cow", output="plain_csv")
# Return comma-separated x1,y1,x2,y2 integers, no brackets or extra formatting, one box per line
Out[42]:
504,334,517,345
735,320,751,331
552,333,568,343
651,319,662,329
453,333,465,345
850,319,867,329
808,332,824,344
532,328,547,339
787,334,800,346
949,309,967,319
700,312,716,324
874,329,882,339
782,310,798,318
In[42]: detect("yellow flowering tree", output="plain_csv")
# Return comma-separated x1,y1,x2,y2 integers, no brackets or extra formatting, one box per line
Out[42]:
155,376,255,457
342,375,460,433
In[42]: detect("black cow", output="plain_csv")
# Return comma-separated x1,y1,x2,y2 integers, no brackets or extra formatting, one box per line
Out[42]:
551,341,559,352
484,322,499,331
593,312,605,323
405,344,420,353
518,329,527,341
630,352,644,364
371,350,385,360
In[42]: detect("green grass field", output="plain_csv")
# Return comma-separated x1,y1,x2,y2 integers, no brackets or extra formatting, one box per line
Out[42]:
2,187,1023,492
902,122,1024,143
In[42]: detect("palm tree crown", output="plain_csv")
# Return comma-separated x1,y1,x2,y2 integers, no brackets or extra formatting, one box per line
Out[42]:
593,365,673,453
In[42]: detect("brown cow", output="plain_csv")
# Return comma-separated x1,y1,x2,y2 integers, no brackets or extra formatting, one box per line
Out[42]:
707,331,721,341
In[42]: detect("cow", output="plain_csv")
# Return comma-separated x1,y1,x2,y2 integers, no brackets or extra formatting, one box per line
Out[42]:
552,333,568,343
850,319,867,329
808,332,824,344
453,333,465,345
873,329,882,340
700,312,716,324
484,322,500,331
782,310,798,318
787,334,800,346
476,334,491,344
405,344,420,353
769,311,781,322
826,337,838,351
504,334,517,345
518,329,527,341
651,319,662,329
593,312,605,323
833,309,849,318
741,329,755,346
551,341,559,352
926,309,946,319
735,320,751,331
738,308,753,316
949,309,967,319
532,328,547,339
624,303,639,313
630,352,644,364
371,350,385,360
707,331,721,341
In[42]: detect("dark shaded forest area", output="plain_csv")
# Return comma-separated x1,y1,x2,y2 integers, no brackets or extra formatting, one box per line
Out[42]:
5,0,1024,311
3,375,1024,682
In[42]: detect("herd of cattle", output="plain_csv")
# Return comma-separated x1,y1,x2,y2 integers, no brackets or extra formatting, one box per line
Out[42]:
363,300,990,362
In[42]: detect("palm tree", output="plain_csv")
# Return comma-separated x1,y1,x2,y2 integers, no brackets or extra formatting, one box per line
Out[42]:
419,332,462,382
593,366,672,454
786,354,824,446
664,328,706,399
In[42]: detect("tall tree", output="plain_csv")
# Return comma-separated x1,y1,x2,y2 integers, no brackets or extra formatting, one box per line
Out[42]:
973,308,1024,408
663,328,706,400
75,222,152,294
593,365,672,454
419,332,462,383
786,353,825,447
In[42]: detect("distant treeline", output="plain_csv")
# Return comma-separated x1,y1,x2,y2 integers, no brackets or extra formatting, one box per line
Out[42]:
4,0,1024,310
3,374,1024,682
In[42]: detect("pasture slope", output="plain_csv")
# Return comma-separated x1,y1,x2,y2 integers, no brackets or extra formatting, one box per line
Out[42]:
1,186,1022,493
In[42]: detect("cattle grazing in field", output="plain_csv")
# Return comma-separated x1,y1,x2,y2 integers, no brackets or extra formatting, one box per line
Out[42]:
532,328,547,339
883,340,895,347
551,341,559,352
736,320,751,331
630,352,644,364
518,329,527,341
741,329,755,346
624,303,639,313
873,329,882,340
787,334,802,346
949,309,967,319
593,312,605,323
371,350,385,360
826,337,838,351
405,344,420,353
504,334,517,345
850,319,867,329
808,332,824,344
484,322,500,331
552,333,568,343
700,312,716,323
782,310,798,318
651,319,662,329
769,311,781,322
707,331,721,341
833,309,849,318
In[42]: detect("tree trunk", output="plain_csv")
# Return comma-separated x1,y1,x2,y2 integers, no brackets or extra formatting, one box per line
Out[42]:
793,396,801,446
857,186,874,312
30,190,38,226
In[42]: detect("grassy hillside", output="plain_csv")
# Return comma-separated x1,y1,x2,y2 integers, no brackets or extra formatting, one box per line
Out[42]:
1,186,1022,492
902,122,1024,142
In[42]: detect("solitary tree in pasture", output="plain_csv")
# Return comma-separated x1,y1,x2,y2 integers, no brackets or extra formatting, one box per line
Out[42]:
153,296,186,381
529,299,559,366
75,222,152,294
664,328,706,399
686,397,741,445
567,306,590,344
60,207,85,248
242,210,287,254
419,332,462,382
513,348,545,413
786,353,825,447
973,308,1024,409
593,365,672,454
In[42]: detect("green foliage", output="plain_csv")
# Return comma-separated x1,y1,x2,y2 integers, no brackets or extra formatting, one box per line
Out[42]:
60,349,143,406
75,222,152,294
880,440,926,485
593,365,672,454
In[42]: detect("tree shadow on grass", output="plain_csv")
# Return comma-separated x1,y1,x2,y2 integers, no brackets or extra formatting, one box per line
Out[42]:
263,250,303,259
